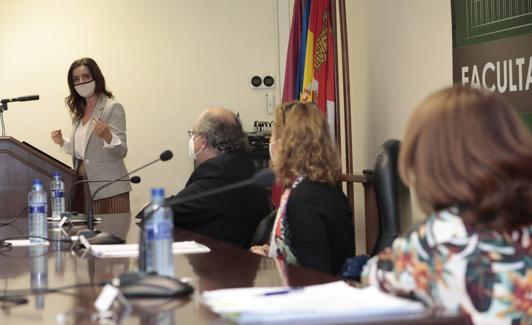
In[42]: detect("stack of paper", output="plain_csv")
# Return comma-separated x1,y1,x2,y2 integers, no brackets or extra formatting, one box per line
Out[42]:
89,241,210,258
202,281,426,324
5,239,50,247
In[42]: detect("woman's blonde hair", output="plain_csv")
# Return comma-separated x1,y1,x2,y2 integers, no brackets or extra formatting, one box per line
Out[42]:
272,101,340,188
400,86,532,230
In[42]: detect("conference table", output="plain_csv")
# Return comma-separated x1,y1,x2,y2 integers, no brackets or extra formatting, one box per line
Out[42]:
0,214,466,324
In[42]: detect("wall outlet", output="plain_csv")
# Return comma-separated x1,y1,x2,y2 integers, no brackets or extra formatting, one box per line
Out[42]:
266,93,274,114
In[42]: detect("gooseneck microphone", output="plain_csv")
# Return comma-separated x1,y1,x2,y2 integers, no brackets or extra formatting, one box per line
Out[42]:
0,95,40,136
165,168,275,208
10,95,40,102
86,150,173,232
139,168,274,222
68,176,141,211
0,95,40,111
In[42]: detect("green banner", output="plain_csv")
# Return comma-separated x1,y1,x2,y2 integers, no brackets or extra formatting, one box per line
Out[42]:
453,0,532,48
452,0,532,130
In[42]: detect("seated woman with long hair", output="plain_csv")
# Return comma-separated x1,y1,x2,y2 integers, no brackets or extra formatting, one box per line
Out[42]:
251,101,354,274
362,86,532,324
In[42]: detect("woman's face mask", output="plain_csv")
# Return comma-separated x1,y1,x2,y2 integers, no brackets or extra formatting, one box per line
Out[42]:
74,80,96,98
72,65,96,98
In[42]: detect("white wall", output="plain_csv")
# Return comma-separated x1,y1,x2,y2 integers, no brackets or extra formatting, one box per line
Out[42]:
345,0,453,252
1,0,455,253
0,0,280,213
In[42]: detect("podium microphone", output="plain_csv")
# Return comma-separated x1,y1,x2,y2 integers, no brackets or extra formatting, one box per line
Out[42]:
0,95,40,111
10,95,40,102
85,150,173,237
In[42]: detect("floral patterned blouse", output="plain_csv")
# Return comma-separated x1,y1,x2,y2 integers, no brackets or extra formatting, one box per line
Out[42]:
362,207,531,325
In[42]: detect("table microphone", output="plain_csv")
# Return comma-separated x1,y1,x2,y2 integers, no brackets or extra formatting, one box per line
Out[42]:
80,150,173,246
163,168,275,210
67,176,141,212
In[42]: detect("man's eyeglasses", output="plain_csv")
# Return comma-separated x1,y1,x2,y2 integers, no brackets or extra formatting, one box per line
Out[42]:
187,130,201,138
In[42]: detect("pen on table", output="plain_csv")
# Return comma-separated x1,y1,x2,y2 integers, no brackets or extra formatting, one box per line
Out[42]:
261,288,302,296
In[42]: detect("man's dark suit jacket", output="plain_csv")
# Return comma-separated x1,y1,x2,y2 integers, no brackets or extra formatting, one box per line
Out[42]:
169,151,271,248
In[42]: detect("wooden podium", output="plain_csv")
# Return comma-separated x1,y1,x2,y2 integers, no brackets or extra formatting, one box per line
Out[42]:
0,137,76,219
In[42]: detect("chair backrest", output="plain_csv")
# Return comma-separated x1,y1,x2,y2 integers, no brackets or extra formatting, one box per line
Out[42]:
370,139,411,256
249,209,276,247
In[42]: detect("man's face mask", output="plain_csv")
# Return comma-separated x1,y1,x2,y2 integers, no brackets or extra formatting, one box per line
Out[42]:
188,134,204,159
269,140,278,160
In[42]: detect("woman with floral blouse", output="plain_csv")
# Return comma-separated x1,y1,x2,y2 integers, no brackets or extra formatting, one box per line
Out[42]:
362,86,532,325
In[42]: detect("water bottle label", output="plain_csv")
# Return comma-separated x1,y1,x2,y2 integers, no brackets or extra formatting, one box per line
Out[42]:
146,220,173,240
51,190,64,198
29,205,47,214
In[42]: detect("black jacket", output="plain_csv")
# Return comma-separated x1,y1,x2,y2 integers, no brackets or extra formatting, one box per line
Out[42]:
285,179,354,274
170,151,271,248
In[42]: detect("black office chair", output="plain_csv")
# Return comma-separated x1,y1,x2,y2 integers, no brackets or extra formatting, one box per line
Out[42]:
340,139,412,279
249,210,276,247
369,139,412,256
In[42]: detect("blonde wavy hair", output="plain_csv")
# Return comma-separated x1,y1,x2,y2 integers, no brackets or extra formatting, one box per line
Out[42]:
272,101,340,188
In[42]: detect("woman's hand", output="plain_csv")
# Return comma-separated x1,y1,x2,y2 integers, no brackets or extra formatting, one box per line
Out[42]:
51,129,64,147
250,244,270,257
92,118,112,144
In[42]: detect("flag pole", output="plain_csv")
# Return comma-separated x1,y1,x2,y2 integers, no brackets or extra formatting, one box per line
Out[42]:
330,0,341,148
337,0,354,210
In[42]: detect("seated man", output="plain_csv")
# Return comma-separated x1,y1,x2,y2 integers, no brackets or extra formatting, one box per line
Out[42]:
169,107,271,248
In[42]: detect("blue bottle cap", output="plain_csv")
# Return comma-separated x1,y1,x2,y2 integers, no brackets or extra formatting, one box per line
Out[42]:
32,179,43,186
53,172,61,178
151,188,165,198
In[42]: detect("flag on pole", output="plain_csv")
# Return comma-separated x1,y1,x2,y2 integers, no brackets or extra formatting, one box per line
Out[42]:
282,0,311,102
300,0,336,135
275,0,336,208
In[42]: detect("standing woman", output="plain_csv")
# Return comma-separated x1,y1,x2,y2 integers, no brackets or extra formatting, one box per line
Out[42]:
51,58,131,214
252,101,354,274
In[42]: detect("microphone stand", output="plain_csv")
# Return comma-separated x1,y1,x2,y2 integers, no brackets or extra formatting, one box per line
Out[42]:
87,156,169,230
69,179,138,212
0,95,40,136
0,100,7,136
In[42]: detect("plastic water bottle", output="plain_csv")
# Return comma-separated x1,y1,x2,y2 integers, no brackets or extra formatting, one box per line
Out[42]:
142,188,174,277
50,172,65,220
28,179,48,244
29,246,48,309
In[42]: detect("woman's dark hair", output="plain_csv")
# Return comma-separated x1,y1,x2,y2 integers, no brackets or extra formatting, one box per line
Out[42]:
400,85,532,231
65,58,113,121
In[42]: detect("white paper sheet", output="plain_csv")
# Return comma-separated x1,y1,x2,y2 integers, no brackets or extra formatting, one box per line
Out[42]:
5,239,50,247
202,281,426,324
89,241,211,258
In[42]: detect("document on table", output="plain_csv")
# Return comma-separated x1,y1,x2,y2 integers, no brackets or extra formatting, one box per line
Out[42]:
202,281,426,324
5,239,50,247
89,241,211,258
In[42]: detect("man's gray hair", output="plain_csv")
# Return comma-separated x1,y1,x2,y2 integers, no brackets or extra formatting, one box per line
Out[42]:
196,109,248,153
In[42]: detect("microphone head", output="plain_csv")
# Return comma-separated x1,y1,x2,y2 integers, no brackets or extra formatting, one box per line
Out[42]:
253,169,275,188
130,176,141,184
17,95,39,101
160,150,173,161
